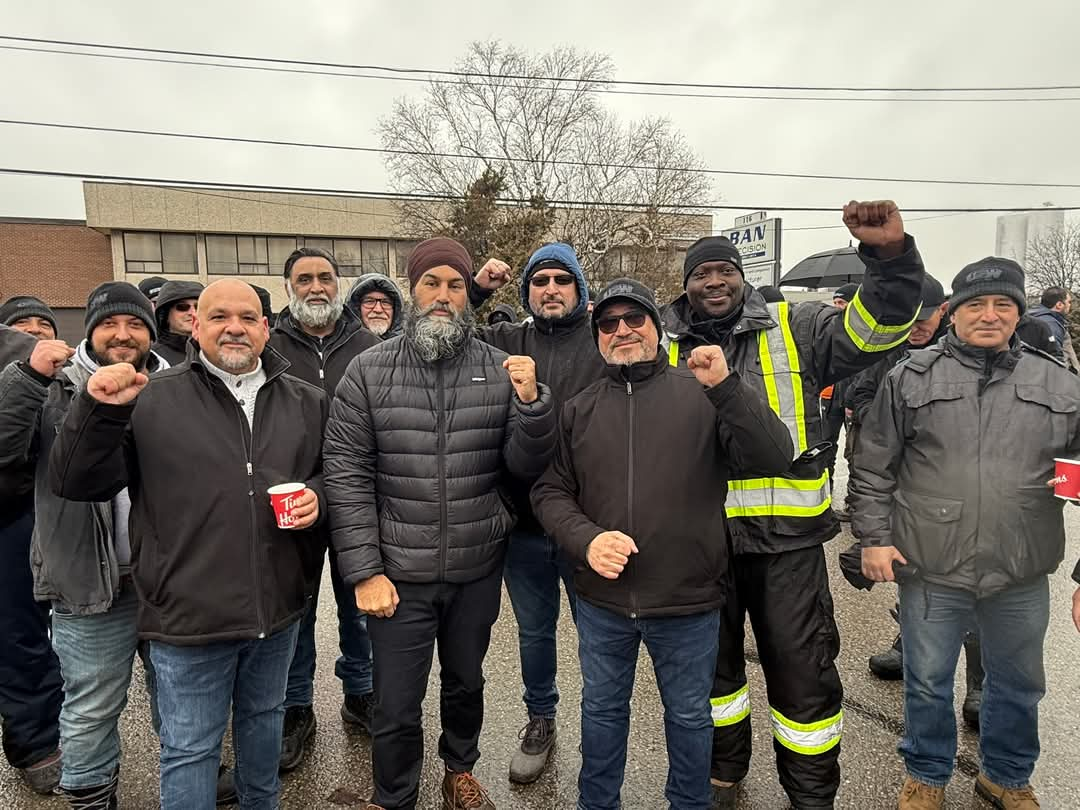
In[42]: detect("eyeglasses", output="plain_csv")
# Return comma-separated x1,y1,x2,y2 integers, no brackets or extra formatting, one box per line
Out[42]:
361,297,393,310
530,274,576,288
173,302,194,313
596,310,648,334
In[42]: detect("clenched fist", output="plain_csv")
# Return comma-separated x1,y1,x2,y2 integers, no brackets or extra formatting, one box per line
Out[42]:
355,574,400,619
843,200,905,258
687,345,730,388
503,355,538,403
587,530,639,580
474,258,513,291
28,339,74,378
86,363,148,405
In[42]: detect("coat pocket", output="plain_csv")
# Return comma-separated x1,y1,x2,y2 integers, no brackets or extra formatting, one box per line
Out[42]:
894,489,965,576
1005,485,1065,581
1014,385,1078,451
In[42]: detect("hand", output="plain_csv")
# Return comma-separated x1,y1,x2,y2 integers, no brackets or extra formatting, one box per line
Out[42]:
286,488,319,530
587,531,639,580
474,258,513,291
1073,587,1080,633
28,339,74,378
86,363,148,405
861,545,908,583
843,200,905,257
503,355,538,403
687,345,730,388
354,574,400,618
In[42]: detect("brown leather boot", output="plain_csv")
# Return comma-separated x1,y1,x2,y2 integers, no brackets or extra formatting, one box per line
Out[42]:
898,775,944,810
974,773,1040,809
442,769,495,809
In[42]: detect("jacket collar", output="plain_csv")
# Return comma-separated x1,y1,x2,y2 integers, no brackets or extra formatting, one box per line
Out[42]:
273,306,365,352
156,330,190,352
662,286,775,343
531,305,591,337
941,329,1021,372
602,351,668,385
190,343,292,385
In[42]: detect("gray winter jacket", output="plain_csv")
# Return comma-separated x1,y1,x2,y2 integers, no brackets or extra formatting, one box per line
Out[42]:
323,334,557,586
850,331,1080,596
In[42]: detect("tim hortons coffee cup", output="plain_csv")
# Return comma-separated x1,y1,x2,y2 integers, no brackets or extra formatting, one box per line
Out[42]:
268,483,307,529
1051,458,1080,501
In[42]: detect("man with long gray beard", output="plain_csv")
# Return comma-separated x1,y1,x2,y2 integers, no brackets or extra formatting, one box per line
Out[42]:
324,237,557,810
268,247,381,770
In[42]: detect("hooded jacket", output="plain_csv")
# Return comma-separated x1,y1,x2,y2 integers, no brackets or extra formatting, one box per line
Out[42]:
269,305,381,398
488,303,517,324
347,274,405,339
0,326,37,514
49,346,328,643
661,236,926,555
850,332,1080,596
531,356,794,618
477,243,607,533
152,280,204,365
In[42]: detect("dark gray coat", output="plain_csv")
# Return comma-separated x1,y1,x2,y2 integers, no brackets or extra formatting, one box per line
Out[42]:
324,334,557,586
850,331,1080,596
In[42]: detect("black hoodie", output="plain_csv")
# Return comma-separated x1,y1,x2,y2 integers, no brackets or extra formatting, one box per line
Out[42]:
152,280,204,365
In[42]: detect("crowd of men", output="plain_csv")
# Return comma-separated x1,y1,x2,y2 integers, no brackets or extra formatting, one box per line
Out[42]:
1,198,1078,810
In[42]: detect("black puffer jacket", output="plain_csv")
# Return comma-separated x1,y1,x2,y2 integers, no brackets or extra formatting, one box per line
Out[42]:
531,357,794,618
152,280,204,366
269,306,381,397
324,334,557,586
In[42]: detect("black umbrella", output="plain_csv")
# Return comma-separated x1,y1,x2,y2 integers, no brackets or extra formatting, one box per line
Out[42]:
779,247,864,289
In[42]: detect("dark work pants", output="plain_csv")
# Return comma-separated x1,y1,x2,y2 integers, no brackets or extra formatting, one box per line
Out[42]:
0,505,63,769
367,567,503,810
710,545,843,809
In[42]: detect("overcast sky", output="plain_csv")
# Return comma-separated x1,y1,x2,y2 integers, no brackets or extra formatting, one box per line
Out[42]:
1,0,1078,285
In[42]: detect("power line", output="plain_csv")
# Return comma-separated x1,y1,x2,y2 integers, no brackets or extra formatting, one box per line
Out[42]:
2,35,1077,93
2,166,1078,214
2,118,1076,190
3,43,1079,104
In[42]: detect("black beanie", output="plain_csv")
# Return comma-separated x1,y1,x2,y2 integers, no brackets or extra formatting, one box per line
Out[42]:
137,276,168,303
948,258,1027,315
0,295,57,333
591,278,663,347
85,282,158,341
683,236,744,287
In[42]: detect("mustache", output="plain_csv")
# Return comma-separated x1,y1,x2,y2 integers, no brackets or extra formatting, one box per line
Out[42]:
105,339,140,350
217,334,253,347
612,335,643,347
422,302,455,316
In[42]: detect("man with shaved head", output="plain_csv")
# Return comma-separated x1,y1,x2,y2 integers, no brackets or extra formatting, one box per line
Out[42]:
50,278,329,809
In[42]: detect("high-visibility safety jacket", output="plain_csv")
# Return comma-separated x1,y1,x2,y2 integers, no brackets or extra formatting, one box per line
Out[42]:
661,235,925,555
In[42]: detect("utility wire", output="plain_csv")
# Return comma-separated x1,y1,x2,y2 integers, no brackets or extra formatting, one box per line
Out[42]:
2,117,1075,190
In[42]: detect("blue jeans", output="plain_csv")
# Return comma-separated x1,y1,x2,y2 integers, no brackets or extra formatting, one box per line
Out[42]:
503,528,577,718
285,549,372,707
51,584,141,790
577,599,719,810
899,577,1049,789
151,622,300,810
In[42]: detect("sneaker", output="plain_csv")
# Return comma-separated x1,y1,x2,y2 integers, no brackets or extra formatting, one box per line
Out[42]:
442,769,495,809
279,704,317,772
898,775,944,810
341,692,376,736
508,716,556,784
19,749,61,795
710,779,738,809
869,634,903,680
974,773,1040,809
216,765,237,806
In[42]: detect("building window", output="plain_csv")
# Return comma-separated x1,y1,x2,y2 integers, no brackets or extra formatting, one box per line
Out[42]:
394,241,419,279
268,237,297,275
206,235,239,274
207,235,298,276
237,236,269,275
362,239,390,276
123,232,197,274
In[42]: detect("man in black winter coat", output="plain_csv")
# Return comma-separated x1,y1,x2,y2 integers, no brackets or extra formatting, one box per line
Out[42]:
531,278,793,810
268,247,381,768
324,237,557,810
151,280,204,365
475,241,606,784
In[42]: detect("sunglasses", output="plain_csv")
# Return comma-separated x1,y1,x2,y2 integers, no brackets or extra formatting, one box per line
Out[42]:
596,310,648,334
530,274,576,288
172,302,194,313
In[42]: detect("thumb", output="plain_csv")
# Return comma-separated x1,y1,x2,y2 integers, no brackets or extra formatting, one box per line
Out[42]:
502,358,511,369
612,532,639,553
391,585,400,606
893,548,908,566
134,372,149,387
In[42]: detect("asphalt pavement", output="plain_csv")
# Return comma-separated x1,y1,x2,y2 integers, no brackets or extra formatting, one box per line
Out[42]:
3,448,1079,809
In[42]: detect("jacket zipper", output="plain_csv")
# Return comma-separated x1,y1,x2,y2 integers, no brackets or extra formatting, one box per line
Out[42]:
234,387,268,638
625,378,639,619
437,364,448,581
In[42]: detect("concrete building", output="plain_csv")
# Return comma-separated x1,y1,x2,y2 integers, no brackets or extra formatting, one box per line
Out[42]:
995,209,1066,271
0,217,114,341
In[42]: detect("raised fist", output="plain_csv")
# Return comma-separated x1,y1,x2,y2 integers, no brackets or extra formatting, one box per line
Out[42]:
687,345,731,388
475,258,513,291
503,355,538,404
86,363,148,405
28,339,74,378
843,200,905,255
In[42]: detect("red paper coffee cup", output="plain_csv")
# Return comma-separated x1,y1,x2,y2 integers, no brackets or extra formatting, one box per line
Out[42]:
268,483,307,529
1052,458,1080,501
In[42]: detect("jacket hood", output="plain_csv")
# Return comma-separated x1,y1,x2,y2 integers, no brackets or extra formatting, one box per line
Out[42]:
520,243,589,321
1030,304,1067,324
347,273,404,336
154,280,204,334
489,303,517,323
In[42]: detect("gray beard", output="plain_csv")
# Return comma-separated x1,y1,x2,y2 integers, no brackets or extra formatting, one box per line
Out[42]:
365,317,392,336
289,289,345,331
405,301,474,362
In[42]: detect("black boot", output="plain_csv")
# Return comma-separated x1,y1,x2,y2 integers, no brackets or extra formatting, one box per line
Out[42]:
962,633,983,731
868,633,903,680
65,767,119,809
